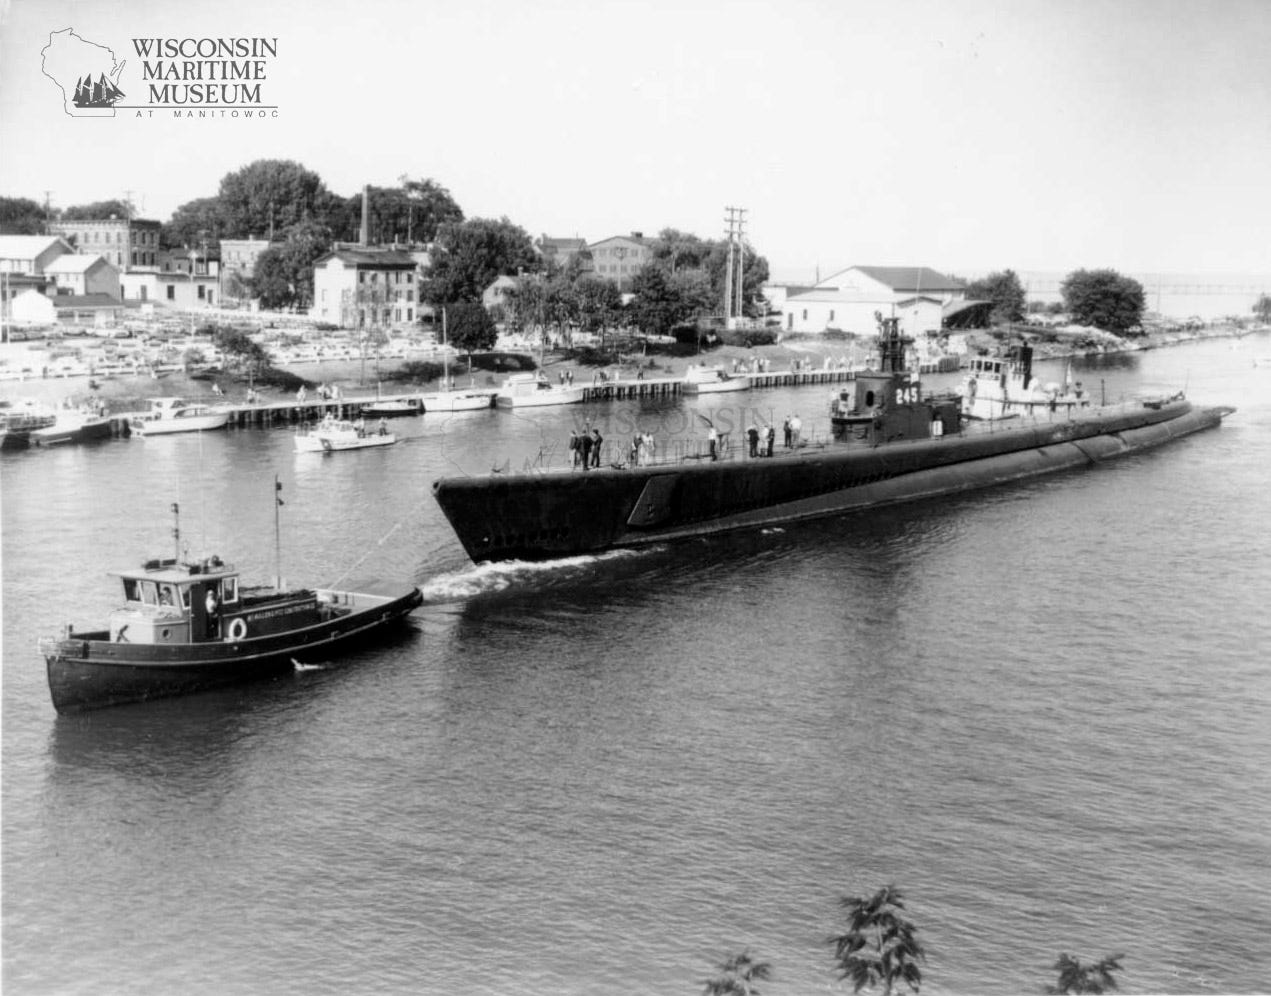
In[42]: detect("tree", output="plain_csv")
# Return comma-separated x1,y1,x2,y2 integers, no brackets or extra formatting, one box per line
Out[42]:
574,275,624,346
1045,953,1124,995
445,301,498,355
1060,269,1145,334
422,217,539,305
61,199,133,221
252,219,332,311
1253,294,1271,323
0,196,48,234
163,196,225,249
627,263,703,337
965,269,1027,326
212,327,271,378
647,228,771,318
217,159,329,239
703,951,773,996
828,885,925,995
399,176,464,243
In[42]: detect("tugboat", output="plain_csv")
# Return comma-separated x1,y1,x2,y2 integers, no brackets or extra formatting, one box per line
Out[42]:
39,498,423,712
960,341,1091,420
432,315,1234,563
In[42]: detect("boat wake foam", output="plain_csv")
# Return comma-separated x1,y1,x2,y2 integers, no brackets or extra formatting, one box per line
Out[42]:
292,660,326,672
421,547,649,602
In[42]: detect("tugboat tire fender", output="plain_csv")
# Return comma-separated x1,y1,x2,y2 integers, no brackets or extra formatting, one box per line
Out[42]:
227,618,248,641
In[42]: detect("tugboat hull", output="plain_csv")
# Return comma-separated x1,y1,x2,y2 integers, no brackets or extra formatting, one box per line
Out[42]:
432,399,1232,563
42,585,423,713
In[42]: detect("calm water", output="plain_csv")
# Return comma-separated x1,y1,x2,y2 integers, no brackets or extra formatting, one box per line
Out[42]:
4,336,1270,995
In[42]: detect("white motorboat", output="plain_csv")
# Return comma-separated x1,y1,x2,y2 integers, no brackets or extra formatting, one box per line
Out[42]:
420,386,496,412
683,364,751,394
294,416,397,453
129,397,231,436
495,371,585,408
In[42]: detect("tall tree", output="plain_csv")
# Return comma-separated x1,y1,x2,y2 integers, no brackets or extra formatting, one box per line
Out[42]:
0,196,49,234
1045,953,1124,995
422,217,538,305
627,263,701,336
61,199,133,220
400,176,464,243
702,951,773,996
163,196,225,249
446,301,498,354
1060,269,1146,334
338,178,463,246
573,275,623,346
828,885,925,996
1252,293,1271,323
965,269,1027,326
252,219,332,310
217,159,329,239
647,229,770,318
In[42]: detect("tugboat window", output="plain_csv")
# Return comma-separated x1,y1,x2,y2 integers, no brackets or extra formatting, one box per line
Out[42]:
123,578,140,602
221,578,238,603
139,581,159,605
865,390,876,407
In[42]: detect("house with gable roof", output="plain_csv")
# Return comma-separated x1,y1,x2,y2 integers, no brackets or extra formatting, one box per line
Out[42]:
781,265,966,338
45,252,121,300
588,232,654,290
537,235,591,274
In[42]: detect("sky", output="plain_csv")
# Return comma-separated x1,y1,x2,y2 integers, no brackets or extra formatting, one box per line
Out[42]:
1,0,1269,283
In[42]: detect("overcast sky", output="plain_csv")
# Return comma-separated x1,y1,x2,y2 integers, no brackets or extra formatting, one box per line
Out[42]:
1,0,1268,282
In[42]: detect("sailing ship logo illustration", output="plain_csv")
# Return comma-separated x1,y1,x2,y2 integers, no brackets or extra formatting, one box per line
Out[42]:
41,28,127,118
72,71,125,108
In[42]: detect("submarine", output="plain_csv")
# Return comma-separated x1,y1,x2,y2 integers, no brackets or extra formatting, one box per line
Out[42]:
431,318,1233,563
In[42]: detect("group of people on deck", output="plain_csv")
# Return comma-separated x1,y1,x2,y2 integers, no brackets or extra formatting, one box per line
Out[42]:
568,428,604,470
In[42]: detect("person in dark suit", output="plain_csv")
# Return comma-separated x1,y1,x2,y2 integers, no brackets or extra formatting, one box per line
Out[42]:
591,428,603,468
580,429,593,470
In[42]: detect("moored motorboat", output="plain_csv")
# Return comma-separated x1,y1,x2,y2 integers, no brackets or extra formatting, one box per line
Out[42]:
30,408,115,446
294,415,397,452
129,397,231,436
1,400,57,450
433,317,1234,563
361,397,422,418
39,503,423,712
683,363,751,394
495,371,586,408
420,382,497,412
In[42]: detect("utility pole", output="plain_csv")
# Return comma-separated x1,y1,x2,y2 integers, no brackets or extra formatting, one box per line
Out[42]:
723,206,747,327
43,191,52,234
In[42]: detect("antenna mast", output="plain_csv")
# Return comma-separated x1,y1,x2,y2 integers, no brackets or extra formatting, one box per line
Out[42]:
273,476,284,590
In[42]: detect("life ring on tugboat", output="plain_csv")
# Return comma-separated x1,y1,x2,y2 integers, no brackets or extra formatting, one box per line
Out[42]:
227,618,248,641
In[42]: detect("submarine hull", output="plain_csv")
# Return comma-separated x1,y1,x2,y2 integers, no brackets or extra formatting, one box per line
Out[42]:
431,399,1232,563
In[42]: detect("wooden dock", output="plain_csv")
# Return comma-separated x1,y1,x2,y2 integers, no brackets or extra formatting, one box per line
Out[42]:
579,367,857,402
167,367,862,428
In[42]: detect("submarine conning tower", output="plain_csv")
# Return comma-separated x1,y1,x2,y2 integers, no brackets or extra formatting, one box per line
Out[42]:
875,312,911,373
840,313,962,444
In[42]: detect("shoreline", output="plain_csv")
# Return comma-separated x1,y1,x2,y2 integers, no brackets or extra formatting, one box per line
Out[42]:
0,321,1256,413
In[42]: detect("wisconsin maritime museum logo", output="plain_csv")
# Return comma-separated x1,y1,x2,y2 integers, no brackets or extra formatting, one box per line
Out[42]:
41,27,281,120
